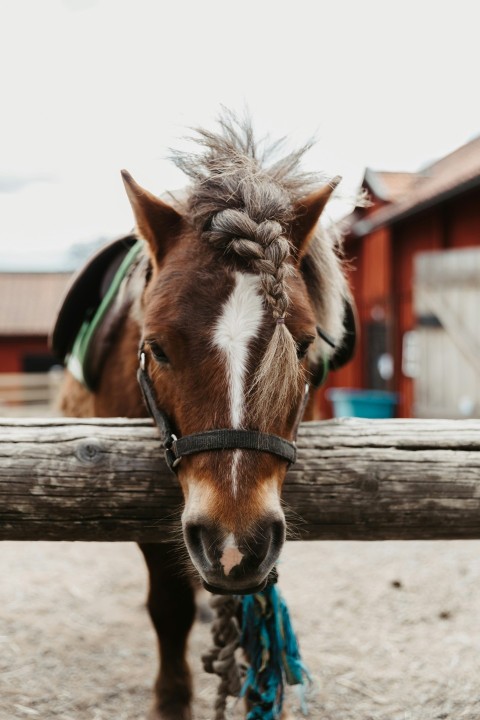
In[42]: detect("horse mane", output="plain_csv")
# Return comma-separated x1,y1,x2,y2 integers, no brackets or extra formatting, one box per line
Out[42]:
171,112,350,423
171,111,326,226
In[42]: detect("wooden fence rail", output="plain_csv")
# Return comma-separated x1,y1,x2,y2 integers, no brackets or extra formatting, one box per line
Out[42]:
0,417,479,542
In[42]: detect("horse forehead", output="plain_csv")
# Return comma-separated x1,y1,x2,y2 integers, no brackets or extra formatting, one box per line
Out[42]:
146,264,314,343
146,261,234,328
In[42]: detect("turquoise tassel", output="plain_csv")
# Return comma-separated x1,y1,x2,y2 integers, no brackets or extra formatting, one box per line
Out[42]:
240,586,311,719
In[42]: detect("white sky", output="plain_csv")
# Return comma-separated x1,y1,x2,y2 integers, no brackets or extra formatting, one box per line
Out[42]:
1,0,479,268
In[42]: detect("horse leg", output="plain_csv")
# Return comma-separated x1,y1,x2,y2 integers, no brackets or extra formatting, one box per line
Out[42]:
140,543,196,720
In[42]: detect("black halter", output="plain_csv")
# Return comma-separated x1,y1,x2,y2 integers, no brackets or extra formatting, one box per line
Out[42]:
137,344,304,473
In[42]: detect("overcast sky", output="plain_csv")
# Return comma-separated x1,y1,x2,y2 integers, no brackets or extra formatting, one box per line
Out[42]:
1,0,479,269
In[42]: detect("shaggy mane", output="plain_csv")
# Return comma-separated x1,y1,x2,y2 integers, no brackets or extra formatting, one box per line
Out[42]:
171,110,325,231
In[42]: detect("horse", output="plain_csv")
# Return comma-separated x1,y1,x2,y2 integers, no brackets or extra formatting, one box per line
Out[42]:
56,114,353,720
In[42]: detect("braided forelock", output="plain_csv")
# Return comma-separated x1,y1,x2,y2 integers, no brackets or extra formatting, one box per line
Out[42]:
208,209,293,319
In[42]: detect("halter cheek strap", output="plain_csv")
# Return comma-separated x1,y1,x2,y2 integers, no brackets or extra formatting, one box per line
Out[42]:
137,351,177,458
137,346,300,473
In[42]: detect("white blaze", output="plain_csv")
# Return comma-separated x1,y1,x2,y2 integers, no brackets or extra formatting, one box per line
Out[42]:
213,272,264,427
213,272,264,493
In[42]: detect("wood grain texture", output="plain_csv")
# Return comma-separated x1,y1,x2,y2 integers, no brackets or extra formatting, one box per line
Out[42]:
0,417,479,541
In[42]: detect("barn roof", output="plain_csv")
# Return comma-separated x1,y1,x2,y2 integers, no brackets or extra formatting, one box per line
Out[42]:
363,168,418,203
0,273,71,336
352,134,480,237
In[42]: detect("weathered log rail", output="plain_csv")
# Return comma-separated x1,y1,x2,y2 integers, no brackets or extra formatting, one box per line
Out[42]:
0,417,479,541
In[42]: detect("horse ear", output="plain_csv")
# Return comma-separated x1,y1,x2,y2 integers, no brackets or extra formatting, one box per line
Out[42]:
292,176,341,260
121,170,182,264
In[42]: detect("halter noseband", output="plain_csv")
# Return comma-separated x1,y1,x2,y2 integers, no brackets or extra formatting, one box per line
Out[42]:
137,344,304,473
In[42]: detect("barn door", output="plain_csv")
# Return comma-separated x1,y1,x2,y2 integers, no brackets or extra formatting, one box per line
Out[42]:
413,248,480,418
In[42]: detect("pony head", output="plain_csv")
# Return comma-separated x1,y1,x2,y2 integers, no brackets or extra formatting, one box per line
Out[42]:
122,116,349,593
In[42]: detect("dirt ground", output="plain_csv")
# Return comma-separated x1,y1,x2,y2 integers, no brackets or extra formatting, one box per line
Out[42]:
1,540,480,720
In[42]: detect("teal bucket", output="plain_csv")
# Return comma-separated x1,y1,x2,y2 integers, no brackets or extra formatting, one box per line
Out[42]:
326,389,397,419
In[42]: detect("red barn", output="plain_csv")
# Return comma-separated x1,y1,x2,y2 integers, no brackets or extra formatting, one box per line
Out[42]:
322,134,480,419
0,272,71,372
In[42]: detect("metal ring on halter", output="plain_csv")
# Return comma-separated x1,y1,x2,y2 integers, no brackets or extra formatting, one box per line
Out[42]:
169,435,182,468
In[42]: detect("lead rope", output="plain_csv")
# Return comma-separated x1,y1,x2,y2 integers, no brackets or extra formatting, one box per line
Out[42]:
202,570,311,720
201,594,244,720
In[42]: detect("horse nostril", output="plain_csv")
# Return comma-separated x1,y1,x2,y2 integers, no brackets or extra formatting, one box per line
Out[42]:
184,522,220,568
184,523,202,557
243,529,271,563
240,517,286,567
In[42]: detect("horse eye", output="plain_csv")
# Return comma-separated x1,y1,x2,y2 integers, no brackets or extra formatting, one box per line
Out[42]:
296,338,313,360
149,341,169,364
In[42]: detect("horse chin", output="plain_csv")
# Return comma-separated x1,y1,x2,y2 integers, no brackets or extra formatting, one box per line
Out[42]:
201,576,269,596
198,563,281,595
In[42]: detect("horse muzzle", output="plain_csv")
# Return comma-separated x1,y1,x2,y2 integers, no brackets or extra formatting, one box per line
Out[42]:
183,515,286,595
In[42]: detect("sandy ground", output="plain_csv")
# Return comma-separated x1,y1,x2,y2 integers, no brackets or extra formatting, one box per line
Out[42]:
1,540,480,720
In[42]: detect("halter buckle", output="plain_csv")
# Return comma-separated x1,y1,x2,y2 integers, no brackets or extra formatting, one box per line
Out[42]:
165,433,182,469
